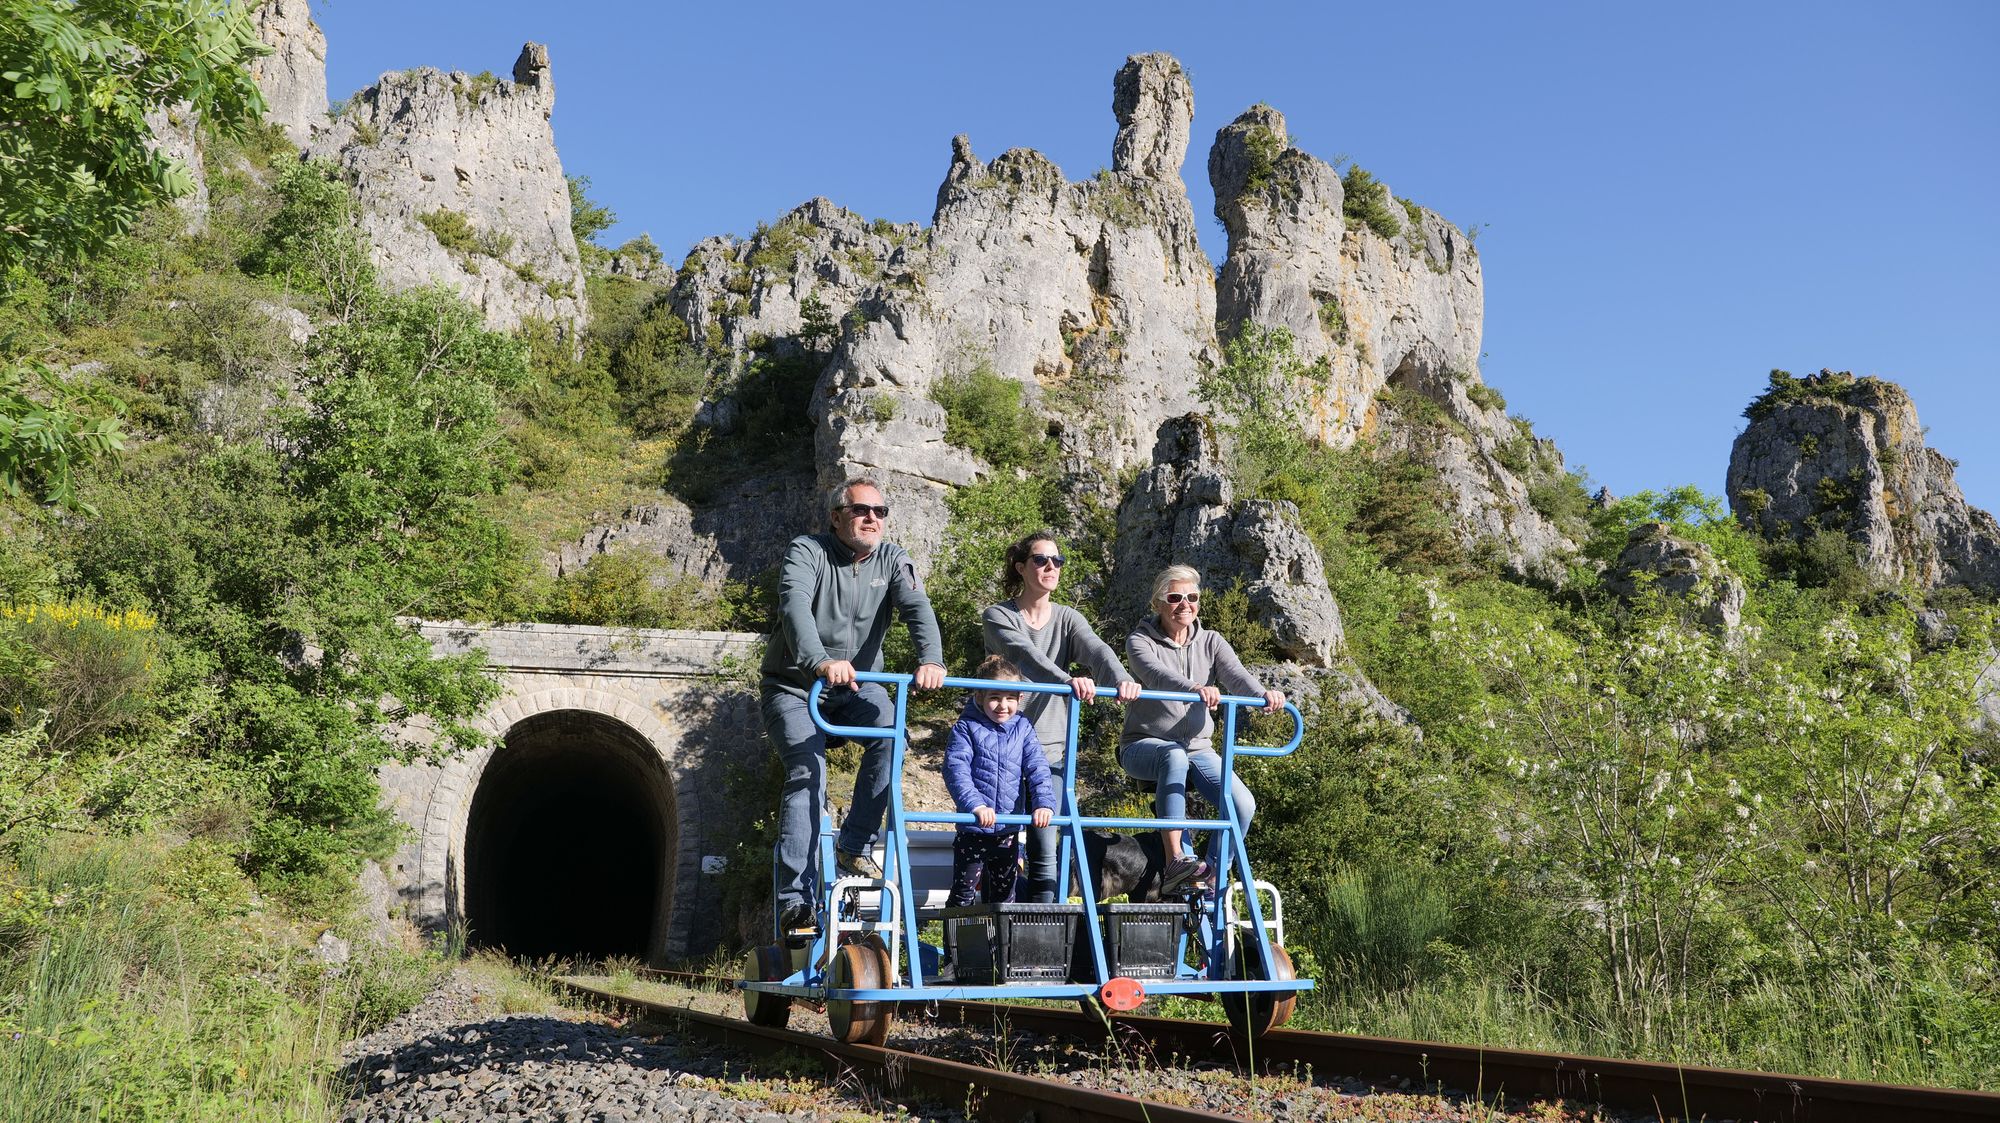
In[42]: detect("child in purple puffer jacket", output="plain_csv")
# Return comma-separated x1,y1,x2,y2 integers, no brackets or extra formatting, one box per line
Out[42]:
943,655,1057,906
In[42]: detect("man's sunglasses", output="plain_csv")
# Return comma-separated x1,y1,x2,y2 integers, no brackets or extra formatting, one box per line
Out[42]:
1029,553,1065,569
1164,591,1201,605
842,503,890,520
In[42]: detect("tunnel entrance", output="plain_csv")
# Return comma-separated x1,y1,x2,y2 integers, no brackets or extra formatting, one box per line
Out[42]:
464,709,675,962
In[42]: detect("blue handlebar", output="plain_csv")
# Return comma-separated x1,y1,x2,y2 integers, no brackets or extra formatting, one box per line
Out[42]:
806,670,1304,756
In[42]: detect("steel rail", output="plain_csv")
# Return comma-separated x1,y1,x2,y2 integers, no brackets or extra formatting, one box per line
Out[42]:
635,969,2000,1123
555,978,1248,1123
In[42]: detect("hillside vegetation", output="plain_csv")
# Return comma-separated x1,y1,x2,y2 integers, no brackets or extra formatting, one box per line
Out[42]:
1,8,1995,1116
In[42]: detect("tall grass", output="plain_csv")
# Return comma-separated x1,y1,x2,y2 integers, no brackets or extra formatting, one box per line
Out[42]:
0,835,442,1122
1287,859,2000,1090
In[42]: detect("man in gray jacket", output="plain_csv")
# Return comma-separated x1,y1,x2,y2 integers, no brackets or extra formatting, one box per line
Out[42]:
761,476,946,933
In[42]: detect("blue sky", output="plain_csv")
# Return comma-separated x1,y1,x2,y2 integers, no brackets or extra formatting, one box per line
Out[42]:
315,1,1999,509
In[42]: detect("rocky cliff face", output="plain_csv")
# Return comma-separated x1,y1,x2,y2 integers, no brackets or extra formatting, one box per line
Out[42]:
803,53,1220,562
306,44,586,335
249,0,328,146
1728,370,2000,593
143,104,207,233
1209,105,1573,579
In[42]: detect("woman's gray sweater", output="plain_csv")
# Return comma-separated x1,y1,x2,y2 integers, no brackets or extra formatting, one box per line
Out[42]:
1120,617,1265,752
981,600,1130,758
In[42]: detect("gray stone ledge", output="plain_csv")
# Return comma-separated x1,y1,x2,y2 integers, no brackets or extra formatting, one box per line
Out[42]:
416,620,764,676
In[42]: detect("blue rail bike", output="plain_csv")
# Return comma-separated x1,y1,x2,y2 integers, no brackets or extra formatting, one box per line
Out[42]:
735,671,1313,1046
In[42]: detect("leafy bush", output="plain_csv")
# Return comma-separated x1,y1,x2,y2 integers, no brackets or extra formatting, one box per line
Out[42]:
1341,165,1402,240
418,208,481,256
610,301,709,436
542,551,751,631
931,362,1051,472
1465,383,1505,412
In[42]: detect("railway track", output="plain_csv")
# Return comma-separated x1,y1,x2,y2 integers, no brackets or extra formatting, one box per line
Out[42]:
557,976,1246,1122
609,968,2000,1123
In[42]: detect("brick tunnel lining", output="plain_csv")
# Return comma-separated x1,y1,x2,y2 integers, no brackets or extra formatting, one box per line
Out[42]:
464,709,675,962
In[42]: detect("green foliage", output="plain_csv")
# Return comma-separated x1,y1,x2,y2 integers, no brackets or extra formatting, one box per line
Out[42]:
0,363,126,512
567,174,616,245
0,834,444,1119
1234,118,1296,203
1465,383,1505,412
798,293,837,351
1341,165,1402,240
747,218,808,273
541,551,758,631
931,362,1051,472
0,0,266,274
1585,485,1765,582
418,208,480,256
1315,296,1348,345
453,69,499,103
1742,367,1884,422
609,300,708,437
248,159,373,318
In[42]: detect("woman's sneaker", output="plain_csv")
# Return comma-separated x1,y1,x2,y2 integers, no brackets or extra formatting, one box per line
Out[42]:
1159,856,1210,895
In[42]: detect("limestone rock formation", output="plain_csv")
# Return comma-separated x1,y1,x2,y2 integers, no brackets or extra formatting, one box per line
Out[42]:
1208,105,1574,579
1106,416,1343,666
1105,415,1412,727
1604,522,1746,632
806,53,1221,562
249,0,328,146
552,474,819,588
143,104,207,233
306,44,586,334
1727,370,2000,593
671,198,920,362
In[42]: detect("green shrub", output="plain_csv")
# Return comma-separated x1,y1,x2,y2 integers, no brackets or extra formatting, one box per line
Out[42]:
541,551,743,630
1196,581,1280,664
417,208,480,256
1317,857,1455,988
610,302,709,436
931,362,1051,472
1341,165,1402,240
1465,383,1505,412
748,218,809,273
1316,296,1349,345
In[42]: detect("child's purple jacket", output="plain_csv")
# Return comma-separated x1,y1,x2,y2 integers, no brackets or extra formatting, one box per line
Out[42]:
943,698,1057,835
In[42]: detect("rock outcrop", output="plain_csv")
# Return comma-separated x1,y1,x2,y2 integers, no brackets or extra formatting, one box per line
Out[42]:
1604,522,1746,632
306,44,586,334
1105,415,1408,726
1209,105,1574,579
552,474,819,587
803,53,1220,562
249,0,328,146
1727,370,2000,593
143,104,207,233
671,198,920,363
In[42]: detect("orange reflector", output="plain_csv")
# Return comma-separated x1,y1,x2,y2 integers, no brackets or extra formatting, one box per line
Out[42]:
1099,976,1146,1011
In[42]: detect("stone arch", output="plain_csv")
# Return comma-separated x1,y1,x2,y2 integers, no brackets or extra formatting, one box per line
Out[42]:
416,685,703,963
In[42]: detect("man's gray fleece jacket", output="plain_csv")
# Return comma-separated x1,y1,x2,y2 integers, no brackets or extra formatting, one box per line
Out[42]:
759,533,944,699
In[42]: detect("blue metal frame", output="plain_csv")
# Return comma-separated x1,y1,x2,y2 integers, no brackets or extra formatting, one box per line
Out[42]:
740,672,1315,1007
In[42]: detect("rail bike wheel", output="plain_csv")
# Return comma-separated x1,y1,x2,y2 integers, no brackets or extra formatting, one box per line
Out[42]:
740,943,792,1028
1222,942,1296,1040
827,935,894,1045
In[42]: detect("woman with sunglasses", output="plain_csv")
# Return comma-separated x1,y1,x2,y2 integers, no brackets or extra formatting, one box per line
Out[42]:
1121,565,1285,894
981,530,1141,903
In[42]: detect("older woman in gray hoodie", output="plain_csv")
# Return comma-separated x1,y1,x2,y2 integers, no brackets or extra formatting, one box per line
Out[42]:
982,529,1140,903
1121,564,1286,894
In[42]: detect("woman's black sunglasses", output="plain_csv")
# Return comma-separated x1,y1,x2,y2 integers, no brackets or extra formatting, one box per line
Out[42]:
1029,553,1065,569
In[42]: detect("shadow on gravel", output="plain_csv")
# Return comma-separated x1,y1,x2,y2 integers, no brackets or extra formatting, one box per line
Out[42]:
343,1014,697,1092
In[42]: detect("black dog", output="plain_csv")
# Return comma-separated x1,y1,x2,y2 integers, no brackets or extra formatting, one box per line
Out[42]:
1076,829,1183,903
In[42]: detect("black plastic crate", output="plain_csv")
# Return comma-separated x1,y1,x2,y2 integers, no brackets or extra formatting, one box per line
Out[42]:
1075,903,1189,980
941,903,1082,984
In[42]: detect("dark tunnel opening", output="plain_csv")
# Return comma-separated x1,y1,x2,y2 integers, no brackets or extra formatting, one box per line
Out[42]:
464,709,675,962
